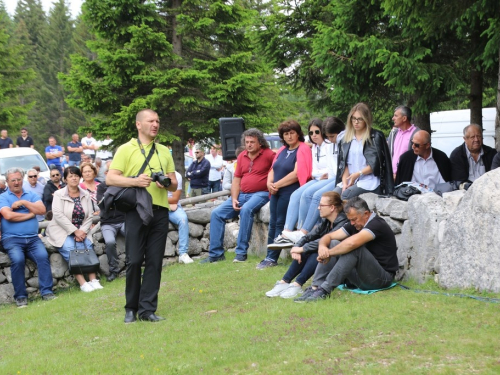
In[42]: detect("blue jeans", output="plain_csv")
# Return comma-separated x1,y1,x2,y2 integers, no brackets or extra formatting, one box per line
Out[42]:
101,222,126,274
208,180,221,193
300,179,338,232
169,207,189,255
68,160,80,167
282,251,319,286
209,191,269,258
265,191,293,262
3,236,53,299
58,235,94,263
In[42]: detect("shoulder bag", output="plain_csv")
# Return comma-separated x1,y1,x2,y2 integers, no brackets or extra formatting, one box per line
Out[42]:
68,239,100,275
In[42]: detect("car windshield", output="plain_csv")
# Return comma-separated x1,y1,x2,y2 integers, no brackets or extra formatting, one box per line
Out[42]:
0,154,49,175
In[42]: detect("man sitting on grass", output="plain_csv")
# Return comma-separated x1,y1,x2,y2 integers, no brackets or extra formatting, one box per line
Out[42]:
295,196,398,302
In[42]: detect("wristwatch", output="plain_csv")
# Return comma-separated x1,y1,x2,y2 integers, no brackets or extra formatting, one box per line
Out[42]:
359,171,364,177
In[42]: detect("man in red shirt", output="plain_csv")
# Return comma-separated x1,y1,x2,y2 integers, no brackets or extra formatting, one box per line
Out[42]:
202,128,275,263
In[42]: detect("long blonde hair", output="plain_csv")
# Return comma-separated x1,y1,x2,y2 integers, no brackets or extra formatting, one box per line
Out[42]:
343,103,373,145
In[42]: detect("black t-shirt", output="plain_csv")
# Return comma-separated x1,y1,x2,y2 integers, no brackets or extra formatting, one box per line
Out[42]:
16,136,34,148
272,147,300,195
342,213,398,273
0,138,13,149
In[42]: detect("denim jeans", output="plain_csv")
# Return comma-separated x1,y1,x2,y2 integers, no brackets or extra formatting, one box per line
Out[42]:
266,191,293,262
313,241,394,293
282,251,319,286
3,236,53,299
300,179,338,232
208,180,221,193
101,222,126,274
169,207,189,255
58,235,94,263
68,160,80,167
209,191,269,258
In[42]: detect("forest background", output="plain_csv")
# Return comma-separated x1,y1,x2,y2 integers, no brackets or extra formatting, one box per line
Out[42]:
0,0,499,174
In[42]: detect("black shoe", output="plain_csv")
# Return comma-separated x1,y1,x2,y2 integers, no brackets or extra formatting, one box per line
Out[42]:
107,273,118,282
16,298,28,308
305,287,330,302
267,235,295,249
293,286,316,303
139,313,166,322
199,255,226,264
124,310,137,324
233,255,247,263
42,293,57,301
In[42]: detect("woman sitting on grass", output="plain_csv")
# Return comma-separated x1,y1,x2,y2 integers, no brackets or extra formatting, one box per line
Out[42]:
265,191,347,299
46,166,103,292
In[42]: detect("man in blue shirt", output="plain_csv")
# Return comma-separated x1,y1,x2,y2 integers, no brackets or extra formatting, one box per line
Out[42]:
0,168,55,308
67,133,83,167
45,136,64,176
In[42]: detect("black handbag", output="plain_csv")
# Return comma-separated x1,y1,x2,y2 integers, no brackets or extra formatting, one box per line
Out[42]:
68,239,100,275
393,184,421,201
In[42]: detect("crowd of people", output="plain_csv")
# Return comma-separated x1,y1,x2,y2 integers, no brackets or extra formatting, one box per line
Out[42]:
1,103,499,320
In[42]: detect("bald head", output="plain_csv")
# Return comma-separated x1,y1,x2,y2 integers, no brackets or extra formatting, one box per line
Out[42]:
411,130,432,158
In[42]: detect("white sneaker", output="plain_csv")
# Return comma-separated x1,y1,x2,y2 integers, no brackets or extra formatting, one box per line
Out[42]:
282,230,305,243
265,281,290,297
80,282,94,292
280,285,303,299
179,253,194,264
90,279,104,290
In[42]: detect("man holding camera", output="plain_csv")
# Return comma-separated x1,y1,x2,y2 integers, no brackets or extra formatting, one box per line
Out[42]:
107,109,177,324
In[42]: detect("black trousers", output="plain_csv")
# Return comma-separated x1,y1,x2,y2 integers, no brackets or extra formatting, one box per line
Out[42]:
124,207,169,317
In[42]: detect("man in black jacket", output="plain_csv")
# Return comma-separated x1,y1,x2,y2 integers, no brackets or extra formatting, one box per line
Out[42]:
395,130,451,189
185,147,210,197
42,169,66,211
449,124,497,186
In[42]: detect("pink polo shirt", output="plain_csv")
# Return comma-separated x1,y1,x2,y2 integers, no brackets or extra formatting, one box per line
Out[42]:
392,124,416,174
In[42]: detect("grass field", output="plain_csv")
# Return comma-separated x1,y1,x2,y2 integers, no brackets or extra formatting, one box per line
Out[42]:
1,253,499,374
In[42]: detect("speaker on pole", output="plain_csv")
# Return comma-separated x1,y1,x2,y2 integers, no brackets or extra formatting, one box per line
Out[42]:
219,117,245,161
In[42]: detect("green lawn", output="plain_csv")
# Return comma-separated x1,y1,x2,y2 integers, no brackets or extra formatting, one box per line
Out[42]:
1,254,499,374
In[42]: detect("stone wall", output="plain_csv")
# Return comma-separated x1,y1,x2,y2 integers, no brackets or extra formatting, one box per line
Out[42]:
1,169,499,304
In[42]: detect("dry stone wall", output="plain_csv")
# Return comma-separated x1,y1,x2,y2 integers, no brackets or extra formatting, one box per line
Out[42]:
1,169,499,304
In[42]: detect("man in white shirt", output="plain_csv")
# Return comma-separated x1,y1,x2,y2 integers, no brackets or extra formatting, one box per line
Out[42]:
82,132,98,162
205,144,223,193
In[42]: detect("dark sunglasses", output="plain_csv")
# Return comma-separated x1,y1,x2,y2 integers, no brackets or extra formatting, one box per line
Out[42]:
51,173,60,177
195,151,200,154
28,175,38,178
412,142,428,148
309,130,320,136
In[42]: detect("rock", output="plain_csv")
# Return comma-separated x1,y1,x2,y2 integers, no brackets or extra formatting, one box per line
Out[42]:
163,257,178,267
94,242,105,256
442,190,466,215
50,253,68,279
200,237,209,252
167,231,179,244
0,253,11,267
93,231,104,243
375,197,396,215
405,193,447,282
99,254,109,275
0,271,6,283
381,216,403,234
257,202,271,224
248,222,269,257
203,223,210,239
117,235,126,256
389,201,409,221
223,222,239,250
359,193,378,211
41,237,58,254
187,238,203,256
186,208,213,224
439,169,500,292
188,222,204,238
26,277,39,289
164,237,176,257
0,283,15,304
4,267,12,283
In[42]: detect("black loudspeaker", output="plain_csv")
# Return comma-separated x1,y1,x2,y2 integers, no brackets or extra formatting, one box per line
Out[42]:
219,117,245,161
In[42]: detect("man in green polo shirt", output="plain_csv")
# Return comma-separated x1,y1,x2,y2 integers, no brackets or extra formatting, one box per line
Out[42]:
107,109,177,324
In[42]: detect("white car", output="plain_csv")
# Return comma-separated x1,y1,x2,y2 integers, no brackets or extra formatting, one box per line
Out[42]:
0,147,51,181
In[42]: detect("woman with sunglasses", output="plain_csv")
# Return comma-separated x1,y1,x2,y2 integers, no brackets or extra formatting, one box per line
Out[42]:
334,103,394,199
270,118,344,246
256,120,312,270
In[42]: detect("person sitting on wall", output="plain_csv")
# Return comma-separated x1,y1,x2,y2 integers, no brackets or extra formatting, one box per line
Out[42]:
96,160,126,282
395,130,451,190
0,168,56,308
42,168,66,212
449,124,497,189
185,146,210,197
295,196,398,302
202,128,275,263
265,191,348,299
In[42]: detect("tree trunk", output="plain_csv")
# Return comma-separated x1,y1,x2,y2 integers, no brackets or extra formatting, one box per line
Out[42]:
470,24,483,128
413,112,431,134
496,38,500,151
172,0,182,56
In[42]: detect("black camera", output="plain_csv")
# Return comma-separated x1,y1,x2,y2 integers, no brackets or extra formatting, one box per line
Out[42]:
151,172,171,188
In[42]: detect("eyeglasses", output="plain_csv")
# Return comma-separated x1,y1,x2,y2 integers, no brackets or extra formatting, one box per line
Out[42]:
28,175,38,178
309,130,320,136
412,142,429,148
51,174,60,177
318,204,333,208
195,151,200,154
351,117,364,123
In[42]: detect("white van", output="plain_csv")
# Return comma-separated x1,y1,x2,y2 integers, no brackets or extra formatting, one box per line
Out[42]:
430,107,496,156
0,148,51,181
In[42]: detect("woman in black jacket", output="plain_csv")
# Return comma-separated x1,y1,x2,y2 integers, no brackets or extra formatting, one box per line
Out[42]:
265,192,348,299
334,103,394,199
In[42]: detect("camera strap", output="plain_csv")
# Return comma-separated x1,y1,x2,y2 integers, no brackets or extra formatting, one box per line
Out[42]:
136,140,157,177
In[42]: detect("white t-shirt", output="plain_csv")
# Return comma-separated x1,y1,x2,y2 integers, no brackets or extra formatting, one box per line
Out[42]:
82,136,98,155
168,172,183,208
